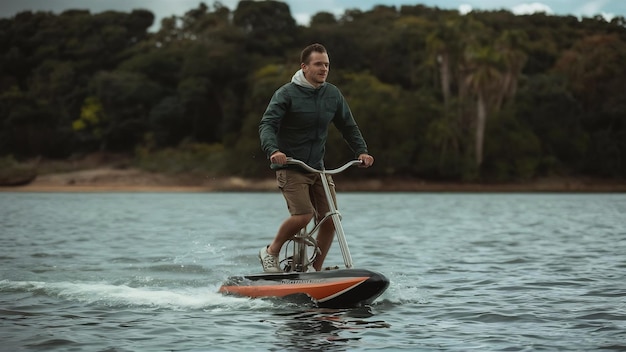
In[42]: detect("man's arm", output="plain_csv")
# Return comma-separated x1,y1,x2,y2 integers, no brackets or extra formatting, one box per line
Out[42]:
333,93,369,157
259,88,289,160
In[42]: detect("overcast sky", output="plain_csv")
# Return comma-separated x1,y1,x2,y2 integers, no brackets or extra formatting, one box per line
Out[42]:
1,0,624,30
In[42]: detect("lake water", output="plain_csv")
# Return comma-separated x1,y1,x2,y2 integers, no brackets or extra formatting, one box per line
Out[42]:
1,192,625,351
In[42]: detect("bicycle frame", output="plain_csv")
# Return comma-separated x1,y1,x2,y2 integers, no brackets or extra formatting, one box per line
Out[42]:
281,158,363,272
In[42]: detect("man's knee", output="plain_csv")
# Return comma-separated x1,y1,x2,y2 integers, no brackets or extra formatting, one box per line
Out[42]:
291,213,314,226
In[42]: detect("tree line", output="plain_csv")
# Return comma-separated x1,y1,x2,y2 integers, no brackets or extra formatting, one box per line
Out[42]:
1,1,625,181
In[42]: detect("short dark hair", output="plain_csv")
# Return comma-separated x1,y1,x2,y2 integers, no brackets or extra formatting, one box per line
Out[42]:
300,43,327,64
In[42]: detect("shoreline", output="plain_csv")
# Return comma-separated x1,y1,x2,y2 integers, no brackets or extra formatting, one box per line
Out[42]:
1,167,625,193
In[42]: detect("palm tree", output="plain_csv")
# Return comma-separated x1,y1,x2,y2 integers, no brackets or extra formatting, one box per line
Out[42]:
426,18,463,108
463,45,503,167
495,30,529,108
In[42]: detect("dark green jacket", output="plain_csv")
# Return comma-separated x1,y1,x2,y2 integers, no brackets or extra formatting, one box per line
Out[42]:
259,81,368,170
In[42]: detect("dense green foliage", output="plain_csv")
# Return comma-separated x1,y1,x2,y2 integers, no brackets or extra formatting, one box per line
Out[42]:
1,1,625,180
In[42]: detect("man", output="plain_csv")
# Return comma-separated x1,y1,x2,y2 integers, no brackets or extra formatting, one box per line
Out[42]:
258,43,374,272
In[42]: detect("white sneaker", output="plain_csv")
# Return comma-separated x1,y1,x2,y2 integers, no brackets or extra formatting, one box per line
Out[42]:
259,246,281,273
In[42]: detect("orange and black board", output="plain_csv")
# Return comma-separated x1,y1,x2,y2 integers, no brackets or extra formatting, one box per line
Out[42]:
219,268,389,308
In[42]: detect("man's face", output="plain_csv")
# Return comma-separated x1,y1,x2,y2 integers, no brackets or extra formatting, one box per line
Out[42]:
302,51,329,87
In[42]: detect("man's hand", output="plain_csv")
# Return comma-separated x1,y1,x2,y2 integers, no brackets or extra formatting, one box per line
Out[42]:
358,153,374,168
270,151,288,165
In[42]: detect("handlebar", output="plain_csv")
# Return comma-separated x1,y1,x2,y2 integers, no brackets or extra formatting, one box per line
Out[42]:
286,158,363,175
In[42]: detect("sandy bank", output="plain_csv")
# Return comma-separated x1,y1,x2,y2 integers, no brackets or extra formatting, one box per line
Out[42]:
1,167,625,193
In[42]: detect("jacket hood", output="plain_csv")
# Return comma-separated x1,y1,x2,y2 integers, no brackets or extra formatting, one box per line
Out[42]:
291,69,323,89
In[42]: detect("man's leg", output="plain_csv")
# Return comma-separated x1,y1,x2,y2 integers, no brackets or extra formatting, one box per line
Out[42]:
267,213,313,256
260,170,316,272
311,174,337,271
313,218,335,271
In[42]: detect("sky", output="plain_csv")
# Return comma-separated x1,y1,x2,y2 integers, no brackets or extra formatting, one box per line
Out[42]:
1,0,625,30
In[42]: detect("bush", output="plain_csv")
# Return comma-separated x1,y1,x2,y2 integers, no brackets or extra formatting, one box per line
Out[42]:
0,156,37,186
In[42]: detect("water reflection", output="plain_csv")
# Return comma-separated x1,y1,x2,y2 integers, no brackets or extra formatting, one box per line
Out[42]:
268,306,390,351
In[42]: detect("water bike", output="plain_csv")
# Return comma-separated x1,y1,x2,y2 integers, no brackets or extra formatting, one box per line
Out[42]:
218,158,389,308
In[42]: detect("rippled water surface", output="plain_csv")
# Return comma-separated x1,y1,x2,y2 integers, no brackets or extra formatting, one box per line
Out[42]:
1,192,625,351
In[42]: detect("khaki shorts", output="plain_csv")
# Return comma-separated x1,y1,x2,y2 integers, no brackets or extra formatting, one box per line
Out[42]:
276,169,337,217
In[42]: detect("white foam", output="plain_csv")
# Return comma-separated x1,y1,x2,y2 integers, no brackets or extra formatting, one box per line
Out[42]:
0,279,273,310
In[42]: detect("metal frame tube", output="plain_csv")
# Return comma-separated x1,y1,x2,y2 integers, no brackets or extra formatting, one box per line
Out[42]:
286,159,361,269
